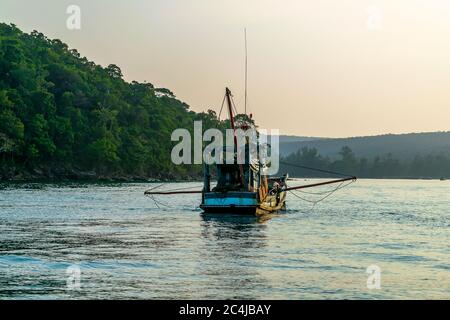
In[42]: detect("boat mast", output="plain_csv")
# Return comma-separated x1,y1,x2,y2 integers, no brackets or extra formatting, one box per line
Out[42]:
225,87,244,186
225,87,239,149
225,87,236,134
244,28,248,116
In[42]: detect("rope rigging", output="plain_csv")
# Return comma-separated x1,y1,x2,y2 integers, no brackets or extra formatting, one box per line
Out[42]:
288,179,355,207
280,160,355,178
279,160,356,206
145,183,203,209
218,95,226,120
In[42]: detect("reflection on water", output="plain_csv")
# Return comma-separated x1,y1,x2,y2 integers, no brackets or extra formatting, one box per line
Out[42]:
0,180,449,299
199,214,270,299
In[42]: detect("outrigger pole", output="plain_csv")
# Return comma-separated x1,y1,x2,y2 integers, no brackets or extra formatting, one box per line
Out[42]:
284,176,356,192
144,176,356,195
145,190,202,195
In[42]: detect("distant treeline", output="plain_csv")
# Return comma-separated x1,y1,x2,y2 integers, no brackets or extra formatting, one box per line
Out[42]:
281,146,450,179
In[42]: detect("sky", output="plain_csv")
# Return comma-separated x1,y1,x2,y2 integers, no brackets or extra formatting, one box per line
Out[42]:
1,0,450,137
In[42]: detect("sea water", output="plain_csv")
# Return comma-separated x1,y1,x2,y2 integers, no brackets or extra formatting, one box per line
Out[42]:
0,179,449,299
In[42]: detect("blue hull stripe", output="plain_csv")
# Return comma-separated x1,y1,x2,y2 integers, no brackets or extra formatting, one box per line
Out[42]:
204,192,258,206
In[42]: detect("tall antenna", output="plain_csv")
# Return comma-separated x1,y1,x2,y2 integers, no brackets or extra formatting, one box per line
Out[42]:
244,28,248,116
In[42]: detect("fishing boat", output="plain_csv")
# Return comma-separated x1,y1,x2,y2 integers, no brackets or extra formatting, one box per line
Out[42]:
145,88,356,216
199,88,286,215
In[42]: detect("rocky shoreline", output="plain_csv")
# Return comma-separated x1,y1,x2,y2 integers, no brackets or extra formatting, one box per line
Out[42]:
0,167,202,183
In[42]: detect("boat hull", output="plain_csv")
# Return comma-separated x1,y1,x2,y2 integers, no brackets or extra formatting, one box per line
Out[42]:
200,191,286,216
200,204,259,215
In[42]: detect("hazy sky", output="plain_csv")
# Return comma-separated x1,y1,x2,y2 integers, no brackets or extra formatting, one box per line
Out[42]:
1,0,450,137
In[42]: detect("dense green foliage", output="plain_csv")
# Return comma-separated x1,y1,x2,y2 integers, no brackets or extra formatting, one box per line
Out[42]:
0,23,224,180
282,146,450,179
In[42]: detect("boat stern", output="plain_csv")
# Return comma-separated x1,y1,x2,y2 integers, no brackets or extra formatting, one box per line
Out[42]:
200,191,258,214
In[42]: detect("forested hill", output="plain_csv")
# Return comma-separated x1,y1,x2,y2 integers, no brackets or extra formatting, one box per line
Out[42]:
0,23,222,181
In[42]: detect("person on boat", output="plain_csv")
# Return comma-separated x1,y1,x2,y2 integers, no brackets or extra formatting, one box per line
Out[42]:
269,181,282,205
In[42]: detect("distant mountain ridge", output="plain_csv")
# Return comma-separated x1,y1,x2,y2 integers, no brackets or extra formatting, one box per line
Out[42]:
279,131,450,160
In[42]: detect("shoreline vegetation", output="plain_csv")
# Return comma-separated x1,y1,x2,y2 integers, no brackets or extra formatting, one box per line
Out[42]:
1,23,449,183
